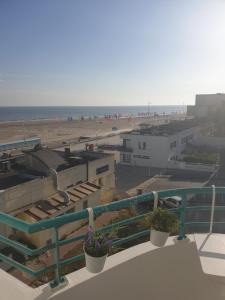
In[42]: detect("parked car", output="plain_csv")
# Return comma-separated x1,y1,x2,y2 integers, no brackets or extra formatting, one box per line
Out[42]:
160,196,182,209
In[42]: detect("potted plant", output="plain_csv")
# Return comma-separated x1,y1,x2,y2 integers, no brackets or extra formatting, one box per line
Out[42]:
148,208,179,247
83,226,114,273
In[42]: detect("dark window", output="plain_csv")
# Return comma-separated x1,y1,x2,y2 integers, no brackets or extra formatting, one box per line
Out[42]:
170,141,176,149
96,165,109,175
123,153,131,163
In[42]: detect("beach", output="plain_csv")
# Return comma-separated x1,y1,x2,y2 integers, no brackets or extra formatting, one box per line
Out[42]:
0,114,185,148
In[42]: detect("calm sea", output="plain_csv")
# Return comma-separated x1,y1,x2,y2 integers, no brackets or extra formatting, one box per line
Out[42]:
0,106,186,122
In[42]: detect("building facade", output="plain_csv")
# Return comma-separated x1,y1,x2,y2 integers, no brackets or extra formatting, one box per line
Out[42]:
187,93,225,118
120,119,202,169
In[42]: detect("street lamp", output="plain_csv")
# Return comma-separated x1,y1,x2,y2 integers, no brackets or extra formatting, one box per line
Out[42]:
147,101,151,116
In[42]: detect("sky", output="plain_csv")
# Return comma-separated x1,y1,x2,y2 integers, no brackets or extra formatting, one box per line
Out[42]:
0,0,225,106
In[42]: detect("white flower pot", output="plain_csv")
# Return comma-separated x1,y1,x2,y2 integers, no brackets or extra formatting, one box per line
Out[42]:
150,229,170,247
84,251,107,273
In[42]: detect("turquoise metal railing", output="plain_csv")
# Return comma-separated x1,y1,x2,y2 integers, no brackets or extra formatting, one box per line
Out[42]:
0,186,225,287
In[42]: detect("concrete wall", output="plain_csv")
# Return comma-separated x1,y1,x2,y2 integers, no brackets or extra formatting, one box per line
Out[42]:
196,94,225,107
88,155,115,203
0,177,55,214
58,164,87,190
120,133,170,168
195,135,225,149
188,94,225,118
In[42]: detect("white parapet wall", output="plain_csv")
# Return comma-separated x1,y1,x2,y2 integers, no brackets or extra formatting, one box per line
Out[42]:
2,236,225,300
168,160,216,173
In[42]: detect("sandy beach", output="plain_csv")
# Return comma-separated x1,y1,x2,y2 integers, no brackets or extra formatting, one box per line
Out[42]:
0,114,185,148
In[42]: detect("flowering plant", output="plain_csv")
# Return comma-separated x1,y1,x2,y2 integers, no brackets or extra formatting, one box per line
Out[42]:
84,226,115,257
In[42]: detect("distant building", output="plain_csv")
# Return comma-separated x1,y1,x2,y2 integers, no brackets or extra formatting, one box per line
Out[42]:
0,137,41,153
187,93,225,118
0,146,115,247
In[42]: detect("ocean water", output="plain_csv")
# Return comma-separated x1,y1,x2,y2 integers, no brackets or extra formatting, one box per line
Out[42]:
0,106,186,122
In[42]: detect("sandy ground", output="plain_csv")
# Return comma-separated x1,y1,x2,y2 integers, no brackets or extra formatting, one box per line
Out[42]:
0,118,134,144
0,114,185,147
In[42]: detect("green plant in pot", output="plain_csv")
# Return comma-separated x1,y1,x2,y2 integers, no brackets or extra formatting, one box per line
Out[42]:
148,208,179,247
83,226,117,273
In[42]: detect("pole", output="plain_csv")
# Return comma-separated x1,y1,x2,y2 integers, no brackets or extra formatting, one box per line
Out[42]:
209,185,216,234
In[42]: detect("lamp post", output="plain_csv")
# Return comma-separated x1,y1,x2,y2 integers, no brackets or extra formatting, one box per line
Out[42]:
147,101,151,116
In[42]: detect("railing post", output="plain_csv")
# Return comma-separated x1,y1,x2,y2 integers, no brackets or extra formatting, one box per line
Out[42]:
178,194,187,240
209,185,216,234
153,191,158,209
50,227,66,289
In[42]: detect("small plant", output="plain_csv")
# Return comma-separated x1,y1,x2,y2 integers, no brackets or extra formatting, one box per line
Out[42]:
84,226,116,257
148,208,179,233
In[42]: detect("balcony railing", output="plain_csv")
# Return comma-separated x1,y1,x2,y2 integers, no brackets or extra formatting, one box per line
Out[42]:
0,186,224,288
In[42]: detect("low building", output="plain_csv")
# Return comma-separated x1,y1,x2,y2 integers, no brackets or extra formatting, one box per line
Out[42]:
120,119,203,169
0,146,115,247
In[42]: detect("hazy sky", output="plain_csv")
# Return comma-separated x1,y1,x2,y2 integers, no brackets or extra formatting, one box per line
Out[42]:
0,0,225,106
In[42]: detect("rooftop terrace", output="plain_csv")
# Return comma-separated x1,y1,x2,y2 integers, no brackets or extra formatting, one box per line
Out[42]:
125,118,203,136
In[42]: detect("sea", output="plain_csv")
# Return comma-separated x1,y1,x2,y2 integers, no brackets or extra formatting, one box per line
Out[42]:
0,106,186,123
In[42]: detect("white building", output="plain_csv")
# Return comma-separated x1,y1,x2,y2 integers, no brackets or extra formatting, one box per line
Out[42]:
120,119,202,169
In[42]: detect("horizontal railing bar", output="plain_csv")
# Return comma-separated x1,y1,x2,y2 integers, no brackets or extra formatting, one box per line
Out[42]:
59,230,150,268
96,213,150,233
113,229,150,246
59,213,150,247
0,251,56,276
0,235,55,256
185,221,225,225
59,233,85,247
0,212,29,232
186,205,225,211
60,253,84,267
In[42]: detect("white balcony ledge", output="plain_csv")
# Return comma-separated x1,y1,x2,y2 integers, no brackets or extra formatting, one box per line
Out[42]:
2,234,225,300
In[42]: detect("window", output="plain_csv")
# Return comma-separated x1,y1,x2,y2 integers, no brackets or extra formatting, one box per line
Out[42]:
138,141,146,150
98,177,103,186
123,153,131,163
170,141,176,149
133,154,150,159
181,137,186,144
96,165,109,175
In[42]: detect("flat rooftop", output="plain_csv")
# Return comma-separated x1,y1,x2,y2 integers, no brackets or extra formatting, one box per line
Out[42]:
124,118,202,137
0,149,112,189
127,171,209,197
0,171,36,190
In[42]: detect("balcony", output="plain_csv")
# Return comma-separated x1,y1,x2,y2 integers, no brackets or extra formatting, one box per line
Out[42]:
1,186,225,299
119,146,133,153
